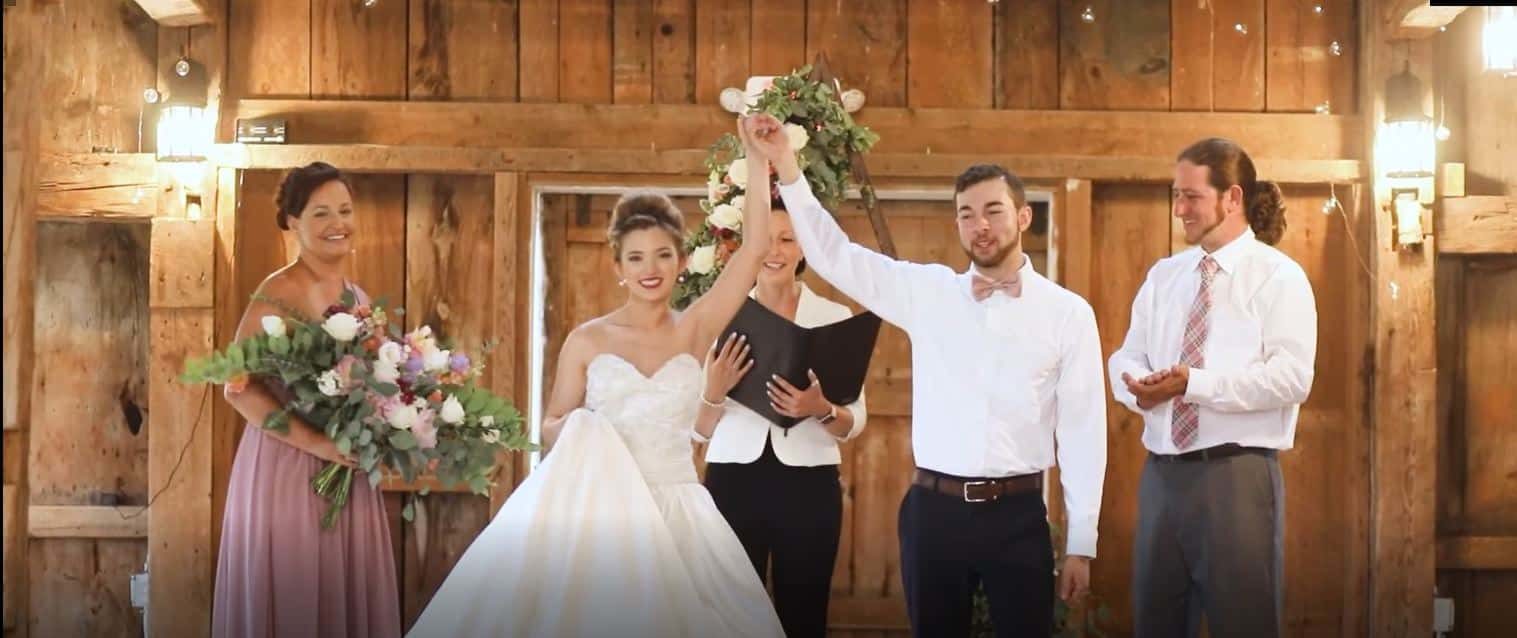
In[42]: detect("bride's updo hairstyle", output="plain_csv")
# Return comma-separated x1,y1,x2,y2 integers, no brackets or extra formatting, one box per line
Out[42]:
607,191,686,260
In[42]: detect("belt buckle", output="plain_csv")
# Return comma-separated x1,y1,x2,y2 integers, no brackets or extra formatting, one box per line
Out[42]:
962,480,992,503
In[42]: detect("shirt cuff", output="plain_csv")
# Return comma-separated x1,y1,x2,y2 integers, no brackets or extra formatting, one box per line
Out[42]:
1183,367,1217,404
689,427,711,444
777,174,814,197
1066,517,1099,558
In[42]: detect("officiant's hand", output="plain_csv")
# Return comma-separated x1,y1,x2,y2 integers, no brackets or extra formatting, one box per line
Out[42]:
703,333,754,404
768,370,830,420
1122,365,1189,409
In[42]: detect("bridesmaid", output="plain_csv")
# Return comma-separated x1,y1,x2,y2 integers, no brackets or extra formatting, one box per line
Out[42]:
213,162,401,638
695,198,868,638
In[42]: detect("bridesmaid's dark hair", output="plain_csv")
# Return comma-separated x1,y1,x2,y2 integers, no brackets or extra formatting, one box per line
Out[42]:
1177,138,1288,245
608,191,685,259
275,162,353,231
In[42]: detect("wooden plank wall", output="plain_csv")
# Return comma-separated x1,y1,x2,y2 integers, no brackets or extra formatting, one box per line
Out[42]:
224,0,1359,113
1433,10,1517,638
4,3,162,635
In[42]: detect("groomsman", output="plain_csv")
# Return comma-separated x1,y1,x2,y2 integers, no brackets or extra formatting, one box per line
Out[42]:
743,114,1107,637
1109,138,1317,638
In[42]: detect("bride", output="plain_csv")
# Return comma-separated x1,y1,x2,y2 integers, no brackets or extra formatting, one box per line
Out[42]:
406,118,784,638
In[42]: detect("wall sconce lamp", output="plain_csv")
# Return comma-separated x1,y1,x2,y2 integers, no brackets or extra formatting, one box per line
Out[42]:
1381,63,1435,182
149,57,211,163
1379,64,1435,249
1485,6,1517,76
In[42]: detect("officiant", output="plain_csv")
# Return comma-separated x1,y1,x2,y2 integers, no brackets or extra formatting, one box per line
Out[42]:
693,196,868,638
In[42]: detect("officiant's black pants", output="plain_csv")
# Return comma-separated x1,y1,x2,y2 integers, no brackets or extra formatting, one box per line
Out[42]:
705,438,842,638
899,470,1054,638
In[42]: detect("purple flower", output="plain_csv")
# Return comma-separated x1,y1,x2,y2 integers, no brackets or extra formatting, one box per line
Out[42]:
404,354,426,374
449,353,471,374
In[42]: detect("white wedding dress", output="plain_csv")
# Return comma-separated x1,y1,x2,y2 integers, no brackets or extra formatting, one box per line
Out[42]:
406,353,785,638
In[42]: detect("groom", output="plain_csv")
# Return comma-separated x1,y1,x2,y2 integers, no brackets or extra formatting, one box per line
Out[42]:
743,114,1107,636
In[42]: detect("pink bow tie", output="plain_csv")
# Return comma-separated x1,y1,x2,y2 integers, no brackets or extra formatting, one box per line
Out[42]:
971,274,1022,301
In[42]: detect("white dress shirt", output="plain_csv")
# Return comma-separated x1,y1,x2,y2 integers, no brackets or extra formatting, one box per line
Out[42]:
1108,229,1318,455
777,178,1108,558
702,284,868,467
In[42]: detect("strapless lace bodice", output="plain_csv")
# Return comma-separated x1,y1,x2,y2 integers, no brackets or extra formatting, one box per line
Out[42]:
584,353,703,485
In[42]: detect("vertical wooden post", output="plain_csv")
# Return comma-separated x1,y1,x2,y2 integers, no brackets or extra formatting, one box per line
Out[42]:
490,172,521,515
1363,2,1438,635
148,199,217,637
2,1,49,633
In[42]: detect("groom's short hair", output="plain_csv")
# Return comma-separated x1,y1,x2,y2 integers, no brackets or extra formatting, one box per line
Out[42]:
954,164,1026,210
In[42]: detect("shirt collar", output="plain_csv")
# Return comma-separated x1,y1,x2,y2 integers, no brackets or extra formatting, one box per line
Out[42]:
1193,228,1255,274
963,253,1032,298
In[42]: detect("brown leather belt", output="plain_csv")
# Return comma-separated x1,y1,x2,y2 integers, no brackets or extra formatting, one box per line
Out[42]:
912,469,1042,503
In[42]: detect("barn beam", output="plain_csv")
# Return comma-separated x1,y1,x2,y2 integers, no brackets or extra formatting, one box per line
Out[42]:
131,0,213,27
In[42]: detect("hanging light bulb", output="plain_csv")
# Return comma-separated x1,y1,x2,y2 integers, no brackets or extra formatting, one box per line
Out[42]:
1234,23,1249,35
1329,41,1343,56
1436,125,1451,141
1313,5,1324,15
1315,101,1332,114
1485,6,1517,75
1322,197,1338,215
1080,6,1095,23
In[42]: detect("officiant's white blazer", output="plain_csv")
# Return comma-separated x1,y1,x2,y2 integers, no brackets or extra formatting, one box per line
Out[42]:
702,283,868,467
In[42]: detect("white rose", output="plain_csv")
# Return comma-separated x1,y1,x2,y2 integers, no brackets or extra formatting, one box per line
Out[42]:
439,395,466,424
377,341,405,368
482,429,501,444
317,369,343,396
726,158,749,188
784,123,810,151
321,312,362,342
707,204,742,231
387,403,419,430
424,348,451,373
260,315,286,337
687,244,717,275
373,362,400,384
480,415,495,428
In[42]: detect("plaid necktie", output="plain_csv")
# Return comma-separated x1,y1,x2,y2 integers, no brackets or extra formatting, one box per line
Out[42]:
1171,256,1218,449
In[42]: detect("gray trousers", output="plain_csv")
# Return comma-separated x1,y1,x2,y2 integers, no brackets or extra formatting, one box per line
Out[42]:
1132,450,1284,638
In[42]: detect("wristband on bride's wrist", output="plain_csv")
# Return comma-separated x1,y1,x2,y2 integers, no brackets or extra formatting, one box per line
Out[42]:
699,394,724,409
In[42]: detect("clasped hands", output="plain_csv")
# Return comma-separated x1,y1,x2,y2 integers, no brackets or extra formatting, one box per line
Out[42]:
1120,364,1191,410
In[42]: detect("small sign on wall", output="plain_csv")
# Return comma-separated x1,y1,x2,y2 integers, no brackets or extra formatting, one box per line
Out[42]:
235,118,286,144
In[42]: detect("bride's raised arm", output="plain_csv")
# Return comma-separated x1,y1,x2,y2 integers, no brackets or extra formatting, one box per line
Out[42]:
680,117,773,352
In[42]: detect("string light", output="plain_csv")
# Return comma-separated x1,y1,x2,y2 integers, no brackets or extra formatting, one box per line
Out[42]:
1324,183,1376,285
1329,41,1343,56
1436,125,1451,141
1315,101,1332,114
1235,23,1249,35
1080,6,1095,23
1314,5,1324,15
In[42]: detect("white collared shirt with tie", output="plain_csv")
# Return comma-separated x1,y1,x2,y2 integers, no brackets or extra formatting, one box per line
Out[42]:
1108,229,1318,455
776,177,1108,558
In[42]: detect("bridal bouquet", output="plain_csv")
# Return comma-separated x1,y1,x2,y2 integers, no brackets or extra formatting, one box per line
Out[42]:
180,290,530,528
672,65,880,309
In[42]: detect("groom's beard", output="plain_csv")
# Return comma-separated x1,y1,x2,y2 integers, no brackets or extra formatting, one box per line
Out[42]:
966,231,1020,270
